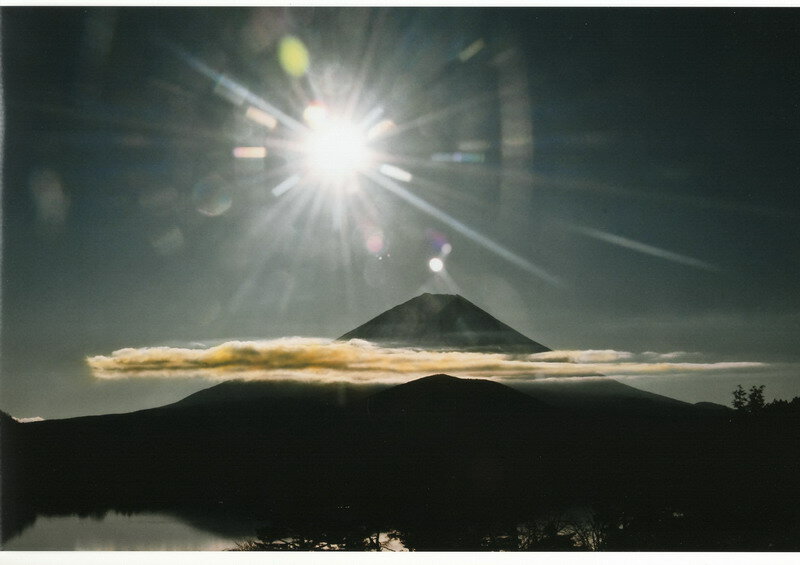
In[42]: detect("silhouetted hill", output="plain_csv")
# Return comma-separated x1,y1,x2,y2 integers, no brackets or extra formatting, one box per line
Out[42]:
339,293,549,352
172,379,387,410
364,374,552,416
4,373,800,550
511,378,693,415
694,401,731,411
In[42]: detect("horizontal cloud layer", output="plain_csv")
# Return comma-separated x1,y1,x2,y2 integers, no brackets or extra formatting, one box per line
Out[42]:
13,416,45,423
87,338,765,384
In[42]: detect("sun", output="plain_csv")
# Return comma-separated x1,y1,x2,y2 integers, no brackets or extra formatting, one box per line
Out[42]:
302,114,369,180
190,31,557,284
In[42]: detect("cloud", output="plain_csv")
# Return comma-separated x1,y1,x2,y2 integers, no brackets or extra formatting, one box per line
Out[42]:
529,350,634,363
87,338,766,384
642,351,694,361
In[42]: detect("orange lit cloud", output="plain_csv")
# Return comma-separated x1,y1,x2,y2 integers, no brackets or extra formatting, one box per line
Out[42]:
87,338,765,384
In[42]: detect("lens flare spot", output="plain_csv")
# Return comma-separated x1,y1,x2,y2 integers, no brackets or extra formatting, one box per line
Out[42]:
365,230,386,255
192,175,233,216
29,168,68,228
245,106,278,130
458,38,486,62
303,101,329,128
233,146,267,159
278,35,310,77
151,226,184,256
426,229,451,254
367,119,395,140
429,257,444,273
432,151,485,163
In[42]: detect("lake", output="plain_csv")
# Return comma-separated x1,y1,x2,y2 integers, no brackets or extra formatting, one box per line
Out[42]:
1,511,256,551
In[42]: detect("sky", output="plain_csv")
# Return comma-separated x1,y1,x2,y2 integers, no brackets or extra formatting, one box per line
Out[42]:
2,7,800,419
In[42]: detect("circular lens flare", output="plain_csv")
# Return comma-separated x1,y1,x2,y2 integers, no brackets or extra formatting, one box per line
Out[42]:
278,35,310,77
429,257,444,272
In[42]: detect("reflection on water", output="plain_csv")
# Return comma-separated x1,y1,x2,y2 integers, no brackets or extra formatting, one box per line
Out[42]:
3,510,413,552
2,511,254,551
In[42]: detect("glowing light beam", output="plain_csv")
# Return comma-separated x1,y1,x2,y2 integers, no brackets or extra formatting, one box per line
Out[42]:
271,174,301,197
162,40,305,132
364,170,561,286
571,225,720,271
378,163,413,182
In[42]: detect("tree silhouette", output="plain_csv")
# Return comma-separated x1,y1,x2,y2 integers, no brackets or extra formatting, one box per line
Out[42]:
732,385,747,411
747,385,765,413
732,384,765,414
230,521,399,551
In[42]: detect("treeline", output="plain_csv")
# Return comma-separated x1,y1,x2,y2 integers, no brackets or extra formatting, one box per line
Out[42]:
731,384,800,415
230,500,799,551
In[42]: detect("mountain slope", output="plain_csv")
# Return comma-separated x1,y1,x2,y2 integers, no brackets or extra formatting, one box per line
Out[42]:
511,377,692,414
339,293,549,352
6,372,786,551
364,374,553,416
339,292,687,412
171,378,386,410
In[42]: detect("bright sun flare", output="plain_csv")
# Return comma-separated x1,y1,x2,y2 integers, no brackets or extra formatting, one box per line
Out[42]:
304,118,368,178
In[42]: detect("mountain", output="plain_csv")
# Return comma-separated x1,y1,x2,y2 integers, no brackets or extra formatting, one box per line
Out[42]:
0,374,562,540
339,293,549,352
339,292,688,413
166,293,689,415
172,378,387,410
3,293,797,550
693,401,731,411
7,372,795,551
364,374,552,416
513,377,693,414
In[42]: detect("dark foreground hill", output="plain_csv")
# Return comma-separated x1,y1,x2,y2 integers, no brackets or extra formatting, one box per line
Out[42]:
172,378,386,410
365,374,553,416
513,377,694,416
3,374,800,550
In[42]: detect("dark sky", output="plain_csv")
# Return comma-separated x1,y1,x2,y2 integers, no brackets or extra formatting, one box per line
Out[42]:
3,7,800,418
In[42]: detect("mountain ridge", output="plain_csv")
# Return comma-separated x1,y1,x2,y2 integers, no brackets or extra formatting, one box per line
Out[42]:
363,374,554,417
339,293,549,353
338,292,688,412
